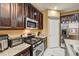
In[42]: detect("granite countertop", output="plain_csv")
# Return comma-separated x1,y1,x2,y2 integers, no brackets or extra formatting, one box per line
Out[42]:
22,35,47,39
64,39,79,56
0,43,31,56
35,36,47,39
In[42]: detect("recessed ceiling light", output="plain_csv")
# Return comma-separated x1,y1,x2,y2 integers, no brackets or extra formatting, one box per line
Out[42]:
54,6,57,10
51,10,56,14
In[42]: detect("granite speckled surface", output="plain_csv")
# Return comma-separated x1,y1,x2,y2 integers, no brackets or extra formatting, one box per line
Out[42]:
64,39,79,56
0,43,30,56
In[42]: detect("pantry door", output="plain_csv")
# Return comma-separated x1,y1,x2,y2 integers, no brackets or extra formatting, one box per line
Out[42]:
48,18,60,48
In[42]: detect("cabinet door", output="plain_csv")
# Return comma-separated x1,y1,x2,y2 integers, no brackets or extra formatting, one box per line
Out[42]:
11,3,16,28
33,9,39,21
28,4,33,19
15,3,24,29
38,13,43,29
0,3,11,28
24,3,28,17
26,3,37,19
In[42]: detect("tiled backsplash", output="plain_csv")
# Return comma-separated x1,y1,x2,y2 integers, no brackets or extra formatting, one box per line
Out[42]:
0,29,42,39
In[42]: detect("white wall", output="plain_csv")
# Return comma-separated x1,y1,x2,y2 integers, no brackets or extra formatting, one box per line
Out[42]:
48,10,60,18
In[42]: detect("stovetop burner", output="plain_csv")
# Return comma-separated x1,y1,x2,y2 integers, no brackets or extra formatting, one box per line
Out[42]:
24,38,41,45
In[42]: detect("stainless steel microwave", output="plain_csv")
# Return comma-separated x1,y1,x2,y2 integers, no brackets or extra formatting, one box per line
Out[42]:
25,18,38,29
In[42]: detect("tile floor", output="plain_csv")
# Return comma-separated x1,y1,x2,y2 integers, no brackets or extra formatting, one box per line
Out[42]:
43,48,65,56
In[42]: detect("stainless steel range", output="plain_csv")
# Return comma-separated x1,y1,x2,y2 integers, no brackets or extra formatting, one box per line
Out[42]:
23,37,44,56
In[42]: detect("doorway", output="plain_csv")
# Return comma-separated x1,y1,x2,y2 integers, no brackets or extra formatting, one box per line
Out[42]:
48,18,60,48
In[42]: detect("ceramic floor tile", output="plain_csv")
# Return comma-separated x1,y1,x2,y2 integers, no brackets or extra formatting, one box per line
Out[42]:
43,48,65,56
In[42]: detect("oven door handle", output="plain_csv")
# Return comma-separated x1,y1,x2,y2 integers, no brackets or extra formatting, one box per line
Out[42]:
35,41,43,47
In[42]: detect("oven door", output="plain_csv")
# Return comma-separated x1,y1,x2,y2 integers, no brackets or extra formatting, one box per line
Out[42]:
33,43,44,56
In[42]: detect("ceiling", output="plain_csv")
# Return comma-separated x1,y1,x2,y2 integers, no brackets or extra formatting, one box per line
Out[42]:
32,3,79,13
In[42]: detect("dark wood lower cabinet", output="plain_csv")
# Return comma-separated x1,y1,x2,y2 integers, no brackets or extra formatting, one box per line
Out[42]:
43,37,47,51
15,47,31,56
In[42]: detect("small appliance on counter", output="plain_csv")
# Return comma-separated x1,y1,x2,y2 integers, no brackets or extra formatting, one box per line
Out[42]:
37,32,41,36
0,34,9,52
9,37,23,47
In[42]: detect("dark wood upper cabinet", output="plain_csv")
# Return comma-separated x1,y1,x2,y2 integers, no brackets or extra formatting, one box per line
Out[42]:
0,3,11,28
38,13,43,29
0,3,43,30
0,3,25,29
15,3,24,29
24,3,33,19
10,3,24,29
10,3,16,28
24,4,42,20
24,3,43,29
24,3,28,17
11,3,25,29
